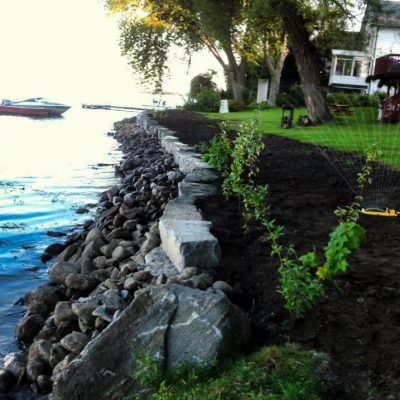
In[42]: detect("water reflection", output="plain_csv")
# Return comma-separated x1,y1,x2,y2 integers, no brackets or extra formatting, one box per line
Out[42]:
0,107,134,357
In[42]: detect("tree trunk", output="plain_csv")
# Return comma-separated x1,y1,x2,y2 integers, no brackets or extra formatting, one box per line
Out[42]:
281,3,330,123
263,37,288,107
224,46,248,103
268,72,281,106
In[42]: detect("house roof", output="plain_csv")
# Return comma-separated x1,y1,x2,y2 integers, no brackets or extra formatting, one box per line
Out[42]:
332,49,372,58
371,1,400,28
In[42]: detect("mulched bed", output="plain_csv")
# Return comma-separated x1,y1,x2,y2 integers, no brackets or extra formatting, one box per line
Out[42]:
157,110,400,400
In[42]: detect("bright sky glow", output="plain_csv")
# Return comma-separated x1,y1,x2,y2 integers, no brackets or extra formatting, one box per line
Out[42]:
0,0,224,106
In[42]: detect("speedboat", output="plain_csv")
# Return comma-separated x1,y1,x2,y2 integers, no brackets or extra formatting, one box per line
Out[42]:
0,98,70,116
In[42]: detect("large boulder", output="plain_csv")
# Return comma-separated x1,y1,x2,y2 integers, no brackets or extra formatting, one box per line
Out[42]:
51,284,251,400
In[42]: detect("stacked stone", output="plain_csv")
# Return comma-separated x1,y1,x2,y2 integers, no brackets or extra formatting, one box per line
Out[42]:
1,117,229,396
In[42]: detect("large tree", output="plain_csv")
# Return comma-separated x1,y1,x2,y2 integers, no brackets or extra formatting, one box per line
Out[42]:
108,0,250,102
108,0,294,104
245,0,289,106
268,0,381,123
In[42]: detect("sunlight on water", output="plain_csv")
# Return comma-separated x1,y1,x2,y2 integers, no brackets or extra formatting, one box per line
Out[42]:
0,107,134,358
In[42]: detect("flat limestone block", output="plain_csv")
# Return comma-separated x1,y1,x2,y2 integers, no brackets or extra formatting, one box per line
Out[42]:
183,168,219,184
159,219,221,272
162,198,203,220
178,181,217,203
177,152,209,174
171,143,191,159
161,136,181,154
158,128,175,140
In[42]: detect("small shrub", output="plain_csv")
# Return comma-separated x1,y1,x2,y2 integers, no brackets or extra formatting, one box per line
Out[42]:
228,98,246,112
370,91,387,107
203,127,232,177
317,221,365,280
186,89,221,112
327,91,386,107
191,141,210,154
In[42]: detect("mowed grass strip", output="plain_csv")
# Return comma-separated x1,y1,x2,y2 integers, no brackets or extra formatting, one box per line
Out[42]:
206,107,400,166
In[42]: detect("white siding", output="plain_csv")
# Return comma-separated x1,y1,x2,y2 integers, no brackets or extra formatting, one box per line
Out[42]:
375,28,400,57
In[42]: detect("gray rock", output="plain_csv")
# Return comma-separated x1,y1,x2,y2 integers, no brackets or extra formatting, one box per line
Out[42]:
144,247,179,278
60,332,89,354
65,274,97,291
111,246,131,262
123,219,137,231
93,256,107,269
177,267,198,280
51,285,251,400
50,344,69,369
28,339,52,366
183,168,219,183
100,244,113,258
92,305,114,323
161,198,203,221
113,213,126,227
54,243,81,264
123,277,139,292
54,302,76,326
90,269,111,282
85,227,104,243
37,374,52,393
107,228,131,240
0,369,13,393
159,219,221,272
52,354,76,383
71,302,97,326
133,270,152,282
44,242,65,256
49,262,81,285
212,281,233,295
25,284,64,317
101,289,126,310
16,315,45,343
26,357,45,381
4,352,27,380
178,181,217,203
82,239,105,262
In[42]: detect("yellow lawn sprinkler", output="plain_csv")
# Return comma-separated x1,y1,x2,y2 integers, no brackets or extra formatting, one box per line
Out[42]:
361,207,400,217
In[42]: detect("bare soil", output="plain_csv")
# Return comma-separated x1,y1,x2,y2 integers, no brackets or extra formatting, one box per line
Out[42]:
157,110,400,400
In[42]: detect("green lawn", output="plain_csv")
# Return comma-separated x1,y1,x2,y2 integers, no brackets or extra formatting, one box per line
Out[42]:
206,107,400,166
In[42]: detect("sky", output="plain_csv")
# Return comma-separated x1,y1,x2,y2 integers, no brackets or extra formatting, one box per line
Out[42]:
0,0,224,106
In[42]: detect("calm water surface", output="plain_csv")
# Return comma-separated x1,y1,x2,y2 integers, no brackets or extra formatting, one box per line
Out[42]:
0,107,134,359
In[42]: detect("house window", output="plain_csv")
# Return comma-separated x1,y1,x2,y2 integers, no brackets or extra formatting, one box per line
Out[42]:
335,57,370,77
353,60,370,77
336,57,353,76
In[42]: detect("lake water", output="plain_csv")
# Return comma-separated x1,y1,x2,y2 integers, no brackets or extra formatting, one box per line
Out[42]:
0,107,136,359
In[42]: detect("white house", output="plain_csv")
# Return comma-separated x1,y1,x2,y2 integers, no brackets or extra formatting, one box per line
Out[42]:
329,1,400,94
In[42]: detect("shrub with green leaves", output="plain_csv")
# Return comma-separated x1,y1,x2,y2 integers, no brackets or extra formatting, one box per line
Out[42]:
317,222,365,280
228,98,246,112
203,126,232,177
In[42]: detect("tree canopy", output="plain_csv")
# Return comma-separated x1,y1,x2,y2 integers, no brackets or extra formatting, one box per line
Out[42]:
108,0,382,122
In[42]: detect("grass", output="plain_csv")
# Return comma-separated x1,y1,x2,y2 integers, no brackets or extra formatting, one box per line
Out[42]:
134,344,330,400
206,107,400,166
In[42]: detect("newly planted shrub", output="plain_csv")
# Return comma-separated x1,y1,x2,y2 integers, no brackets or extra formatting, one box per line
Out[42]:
203,125,232,178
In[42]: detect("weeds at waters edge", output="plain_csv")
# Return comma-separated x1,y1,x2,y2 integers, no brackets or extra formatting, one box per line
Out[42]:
132,345,330,400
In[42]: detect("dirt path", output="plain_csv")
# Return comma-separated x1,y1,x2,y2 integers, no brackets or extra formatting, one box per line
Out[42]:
157,110,400,399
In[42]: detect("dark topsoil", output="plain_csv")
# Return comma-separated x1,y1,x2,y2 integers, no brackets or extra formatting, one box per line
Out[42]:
158,110,400,400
